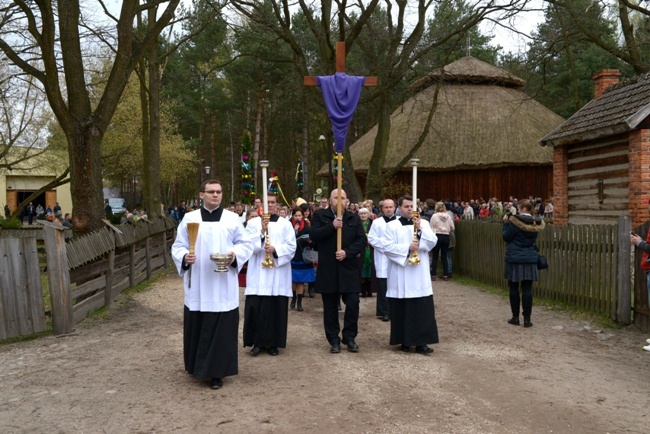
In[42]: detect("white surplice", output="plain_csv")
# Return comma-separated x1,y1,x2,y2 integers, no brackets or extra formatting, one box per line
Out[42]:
171,209,254,312
244,216,296,297
367,216,394,278
384,219,438,298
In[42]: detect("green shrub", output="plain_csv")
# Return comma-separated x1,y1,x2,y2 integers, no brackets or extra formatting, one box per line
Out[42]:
0,217,22,229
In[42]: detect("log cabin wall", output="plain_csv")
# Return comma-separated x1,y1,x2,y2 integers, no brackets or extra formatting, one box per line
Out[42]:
355,166,552,202
567,134,629,225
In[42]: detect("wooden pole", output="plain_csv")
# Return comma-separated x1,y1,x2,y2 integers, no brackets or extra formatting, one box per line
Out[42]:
336,153,343,251
42,223,73,335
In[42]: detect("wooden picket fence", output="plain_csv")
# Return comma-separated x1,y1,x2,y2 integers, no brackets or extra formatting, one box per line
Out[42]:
453,216,634,326
0,217,176,339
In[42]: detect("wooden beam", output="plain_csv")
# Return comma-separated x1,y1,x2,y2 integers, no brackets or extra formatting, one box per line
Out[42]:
304,76,377,86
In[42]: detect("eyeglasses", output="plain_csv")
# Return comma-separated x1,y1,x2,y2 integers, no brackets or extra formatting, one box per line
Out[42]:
203,190,222,195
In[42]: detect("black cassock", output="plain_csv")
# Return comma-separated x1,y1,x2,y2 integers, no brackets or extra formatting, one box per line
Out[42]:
388,217,439,347
183,207,239,380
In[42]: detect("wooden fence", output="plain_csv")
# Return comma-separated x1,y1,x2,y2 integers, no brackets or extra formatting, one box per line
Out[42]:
0,236,46,340
453,216,634,326
0,217,176,339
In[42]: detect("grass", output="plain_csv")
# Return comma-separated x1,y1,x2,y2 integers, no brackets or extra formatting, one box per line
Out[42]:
454,275,623,330
1,265,175,346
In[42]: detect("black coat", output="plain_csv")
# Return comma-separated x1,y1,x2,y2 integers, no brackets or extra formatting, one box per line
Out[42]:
502,214,545,264
310,208,367,293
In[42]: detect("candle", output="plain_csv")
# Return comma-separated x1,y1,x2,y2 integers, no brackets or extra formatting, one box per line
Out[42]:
260,160,269,214
410,158,420,209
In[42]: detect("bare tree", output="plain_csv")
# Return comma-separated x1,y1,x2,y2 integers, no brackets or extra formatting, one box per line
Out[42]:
0,0,180,231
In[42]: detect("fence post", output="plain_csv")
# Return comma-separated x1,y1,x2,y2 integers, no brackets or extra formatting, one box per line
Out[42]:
616,216,632,324
145,236,152,279
101,220,122,305
41,222,73,334
129,243,136,288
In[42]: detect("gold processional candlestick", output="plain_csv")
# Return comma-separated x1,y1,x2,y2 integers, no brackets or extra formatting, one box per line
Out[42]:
260,160,274,268
408,158,420,266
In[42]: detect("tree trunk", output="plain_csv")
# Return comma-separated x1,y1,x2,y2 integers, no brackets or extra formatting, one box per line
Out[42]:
254,86,263,195
365,94,392,202
343,145,362,202
145,10,162,219
302,95,309,197
67,129,105,232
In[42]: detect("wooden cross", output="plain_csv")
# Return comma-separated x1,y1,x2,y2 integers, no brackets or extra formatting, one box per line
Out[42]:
304,41,377,250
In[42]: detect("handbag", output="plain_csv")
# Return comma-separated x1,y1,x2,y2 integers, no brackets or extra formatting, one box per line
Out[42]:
302,246,318,264
534,245,548,270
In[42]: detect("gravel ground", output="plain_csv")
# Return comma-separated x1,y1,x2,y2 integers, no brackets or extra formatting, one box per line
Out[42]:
1,271,649,433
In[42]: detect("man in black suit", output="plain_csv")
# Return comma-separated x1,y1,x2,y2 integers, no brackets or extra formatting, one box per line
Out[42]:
310,189,367,353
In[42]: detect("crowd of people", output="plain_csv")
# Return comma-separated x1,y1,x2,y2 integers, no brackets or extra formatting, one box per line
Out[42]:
170,178,553,391
4,201,73,228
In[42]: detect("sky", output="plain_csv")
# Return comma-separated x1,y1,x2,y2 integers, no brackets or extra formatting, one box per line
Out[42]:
99,0,544,56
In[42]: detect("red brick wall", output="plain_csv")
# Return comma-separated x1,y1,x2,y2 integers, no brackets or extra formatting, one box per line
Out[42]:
553,146,568,225
593,70,621,99
628,129,650,227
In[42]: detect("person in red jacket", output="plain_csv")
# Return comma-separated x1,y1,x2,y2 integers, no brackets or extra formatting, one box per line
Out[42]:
630,198,650,351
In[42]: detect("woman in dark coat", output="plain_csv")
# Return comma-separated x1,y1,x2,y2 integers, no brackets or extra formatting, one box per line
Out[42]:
502,199,545,327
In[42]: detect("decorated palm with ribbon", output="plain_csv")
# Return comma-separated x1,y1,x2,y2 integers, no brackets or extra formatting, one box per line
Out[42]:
295,158,304,197
241,130,255,205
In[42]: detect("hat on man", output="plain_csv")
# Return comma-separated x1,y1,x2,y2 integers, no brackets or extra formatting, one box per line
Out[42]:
296,197,307,207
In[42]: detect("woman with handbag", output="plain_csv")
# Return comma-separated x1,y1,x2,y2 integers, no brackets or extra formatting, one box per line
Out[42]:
289,207,315,311
502,199,545,327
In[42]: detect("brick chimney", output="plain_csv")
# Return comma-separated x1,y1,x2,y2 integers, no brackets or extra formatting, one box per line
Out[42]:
593,69,621,99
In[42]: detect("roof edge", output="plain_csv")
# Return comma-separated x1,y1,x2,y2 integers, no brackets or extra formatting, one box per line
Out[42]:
539,124,630,147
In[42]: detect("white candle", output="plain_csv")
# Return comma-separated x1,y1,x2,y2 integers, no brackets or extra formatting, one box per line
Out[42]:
410,159,420,209
260,160,269,214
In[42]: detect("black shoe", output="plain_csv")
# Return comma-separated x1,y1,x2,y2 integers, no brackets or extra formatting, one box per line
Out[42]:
338,303,342,311
268,347,279,356
308,286,315,298
523,317,533,328
507,317,520,326
330,341,341,354
400,345,410,352
210,378,223,389
381,315,390,322
415,345,434,354
250,346,262,357
360,292,367,298
343,340,359,352
297,296,303,312
290,298,296,309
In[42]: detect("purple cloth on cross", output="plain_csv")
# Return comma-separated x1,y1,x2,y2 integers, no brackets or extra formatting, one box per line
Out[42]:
317,73,366,153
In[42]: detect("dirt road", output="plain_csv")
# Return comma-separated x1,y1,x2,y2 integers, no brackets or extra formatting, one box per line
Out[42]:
1,273,649,433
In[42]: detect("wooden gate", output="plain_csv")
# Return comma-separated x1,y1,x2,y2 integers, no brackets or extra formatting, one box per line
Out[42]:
0,236,46,339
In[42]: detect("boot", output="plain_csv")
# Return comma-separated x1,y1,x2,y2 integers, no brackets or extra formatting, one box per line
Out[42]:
507,316,520,326
290,291,296,309
308,283,315,298
523,316,532,328
297,294,304,312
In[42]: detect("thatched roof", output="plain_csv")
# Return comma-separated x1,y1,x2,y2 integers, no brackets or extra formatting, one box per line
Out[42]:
325,57,563,174
540,71,650,147
410,56,527,93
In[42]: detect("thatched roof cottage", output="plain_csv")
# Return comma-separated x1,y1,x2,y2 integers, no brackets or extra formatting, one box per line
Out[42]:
342,56,565,202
